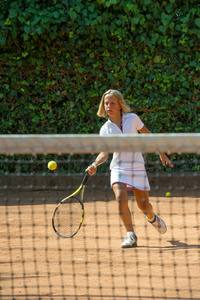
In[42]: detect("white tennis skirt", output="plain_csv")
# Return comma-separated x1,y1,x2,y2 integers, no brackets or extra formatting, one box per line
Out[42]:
111,167,150,191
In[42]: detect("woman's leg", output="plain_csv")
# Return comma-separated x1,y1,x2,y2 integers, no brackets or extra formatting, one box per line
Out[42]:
133,189,154,220
113,183,137,247
112,183,134,232
133,188,167,234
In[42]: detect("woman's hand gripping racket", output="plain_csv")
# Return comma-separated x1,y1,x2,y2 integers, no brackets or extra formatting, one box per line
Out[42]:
52,172,90,238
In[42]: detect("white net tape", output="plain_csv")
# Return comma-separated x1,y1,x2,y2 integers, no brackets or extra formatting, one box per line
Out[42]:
0,133,200,155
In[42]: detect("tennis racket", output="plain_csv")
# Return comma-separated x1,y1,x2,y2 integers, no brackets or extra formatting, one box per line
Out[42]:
52,172,90,238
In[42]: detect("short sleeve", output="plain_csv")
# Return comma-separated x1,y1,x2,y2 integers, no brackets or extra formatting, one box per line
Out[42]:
99,123,108,136
135,115,144,131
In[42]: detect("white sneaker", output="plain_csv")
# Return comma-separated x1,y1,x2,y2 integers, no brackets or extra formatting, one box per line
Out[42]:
147,214,167,234
121,232,137,248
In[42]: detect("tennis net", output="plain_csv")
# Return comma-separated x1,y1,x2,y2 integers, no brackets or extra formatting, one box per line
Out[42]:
0,134,200,300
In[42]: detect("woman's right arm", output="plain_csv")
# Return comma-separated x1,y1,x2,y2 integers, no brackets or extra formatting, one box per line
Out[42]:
85,152,109,176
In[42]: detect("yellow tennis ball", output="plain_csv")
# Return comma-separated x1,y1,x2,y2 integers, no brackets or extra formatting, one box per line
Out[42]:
48,161,57,170
166,192,171,197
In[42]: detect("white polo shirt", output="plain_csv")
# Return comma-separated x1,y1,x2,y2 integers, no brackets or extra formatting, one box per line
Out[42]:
100,113,145,170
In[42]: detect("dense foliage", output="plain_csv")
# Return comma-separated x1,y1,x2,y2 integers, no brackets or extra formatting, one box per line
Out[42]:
0,0,200,135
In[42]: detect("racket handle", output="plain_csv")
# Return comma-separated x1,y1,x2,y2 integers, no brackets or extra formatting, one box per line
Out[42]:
82,172,90,186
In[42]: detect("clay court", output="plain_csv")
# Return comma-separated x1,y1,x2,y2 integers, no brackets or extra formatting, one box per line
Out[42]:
1,174,200,300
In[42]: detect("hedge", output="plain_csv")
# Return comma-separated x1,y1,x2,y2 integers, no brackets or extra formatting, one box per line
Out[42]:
0,0,200,135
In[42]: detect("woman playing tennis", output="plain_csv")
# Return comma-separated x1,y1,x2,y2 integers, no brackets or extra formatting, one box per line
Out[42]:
86,89,173,248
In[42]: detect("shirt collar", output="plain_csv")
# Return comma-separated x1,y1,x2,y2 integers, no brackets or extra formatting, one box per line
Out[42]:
108,113,128,123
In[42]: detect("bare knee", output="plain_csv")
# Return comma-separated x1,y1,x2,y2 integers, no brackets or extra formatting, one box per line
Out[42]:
117,196,128,212
113,183,128,212
136,198,149,214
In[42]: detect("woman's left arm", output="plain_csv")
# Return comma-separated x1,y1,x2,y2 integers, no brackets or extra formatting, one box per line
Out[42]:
139,126,174,168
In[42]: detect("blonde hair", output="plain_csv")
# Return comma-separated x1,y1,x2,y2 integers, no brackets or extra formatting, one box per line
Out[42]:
97,89,131,118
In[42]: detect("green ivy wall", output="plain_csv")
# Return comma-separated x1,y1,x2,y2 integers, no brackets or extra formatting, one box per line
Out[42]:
1,0,200,134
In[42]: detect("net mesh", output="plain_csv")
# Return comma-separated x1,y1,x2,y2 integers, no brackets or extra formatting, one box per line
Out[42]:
1,134,200,300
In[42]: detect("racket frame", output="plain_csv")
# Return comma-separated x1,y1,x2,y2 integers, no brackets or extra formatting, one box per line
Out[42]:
52,172,89,238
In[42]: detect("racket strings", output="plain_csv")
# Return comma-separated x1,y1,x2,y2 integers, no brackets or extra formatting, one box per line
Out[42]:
54,197,83,237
